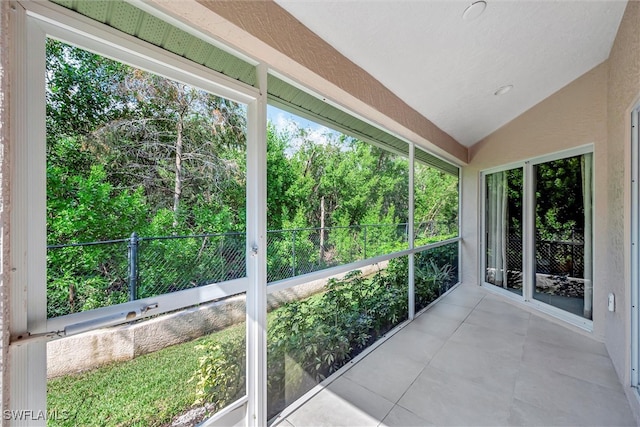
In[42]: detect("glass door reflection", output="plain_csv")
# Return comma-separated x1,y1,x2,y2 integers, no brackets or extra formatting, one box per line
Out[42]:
485,167,523,295
533,154,592,319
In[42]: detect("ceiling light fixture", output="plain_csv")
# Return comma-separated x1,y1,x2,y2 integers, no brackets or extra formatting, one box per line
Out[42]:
463,1,487,21
494,85,514,96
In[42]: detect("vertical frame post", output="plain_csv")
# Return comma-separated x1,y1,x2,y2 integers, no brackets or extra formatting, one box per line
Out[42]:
292,229,296,277
245,63,268,426
9,7,48,425
128,232,138,301
457,166,462,285
363,226,367,259
408,143,415,320
479,171,486,286
523,161,535,302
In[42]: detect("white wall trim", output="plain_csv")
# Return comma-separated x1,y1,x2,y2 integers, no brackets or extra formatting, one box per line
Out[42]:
12,2,261,423
45,278,248,334
16,8,260,335
481,144,594,175
528,144,594,167
523,160,535,302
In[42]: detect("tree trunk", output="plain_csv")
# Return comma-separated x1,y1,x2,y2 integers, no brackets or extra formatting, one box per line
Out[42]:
319,195,326,261
173,114,184,228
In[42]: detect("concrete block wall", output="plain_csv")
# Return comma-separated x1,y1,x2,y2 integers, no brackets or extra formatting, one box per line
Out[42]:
47,262,387,378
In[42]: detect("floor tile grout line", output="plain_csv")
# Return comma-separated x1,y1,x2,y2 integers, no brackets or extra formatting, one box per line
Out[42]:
377,403,431,427
339,374,397,408
513,313,633,425
284,285,635,427
375,394,398,427
504,312,533,425
284,289,488,426
390,292,486,409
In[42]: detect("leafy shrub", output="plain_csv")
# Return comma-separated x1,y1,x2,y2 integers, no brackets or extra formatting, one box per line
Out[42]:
47,243,129,317
191,259,419,418
265,266,410,416
415,254,455,311
191,327,246,412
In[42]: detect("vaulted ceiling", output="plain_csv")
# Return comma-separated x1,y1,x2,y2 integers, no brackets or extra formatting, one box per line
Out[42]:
273,1,627,147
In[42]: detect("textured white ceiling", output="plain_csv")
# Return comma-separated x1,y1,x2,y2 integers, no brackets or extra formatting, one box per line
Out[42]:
274,0,627,147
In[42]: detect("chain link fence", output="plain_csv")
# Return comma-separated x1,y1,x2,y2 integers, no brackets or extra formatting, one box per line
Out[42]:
47,239,130,318
266,223,410,282
47,222,456,318
506,230,585,278
414,221,458,246
47,232,246,318
137,233,246,298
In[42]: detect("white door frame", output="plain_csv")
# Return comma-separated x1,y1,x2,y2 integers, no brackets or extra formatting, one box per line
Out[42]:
479,145,594,331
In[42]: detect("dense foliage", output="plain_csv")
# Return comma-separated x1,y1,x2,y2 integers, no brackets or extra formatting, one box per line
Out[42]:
535,156,585,239
191,251,455,419
46,39,459,317
48,245,455,425
501,157,586,241
46,38,460,426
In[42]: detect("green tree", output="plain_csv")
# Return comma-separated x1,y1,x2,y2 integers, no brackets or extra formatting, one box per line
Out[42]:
535,156,583,239
47,138,147,244
47,138,148,316
414,162,459,238
46,39,131,140
266,122,296,230
93,71,247,230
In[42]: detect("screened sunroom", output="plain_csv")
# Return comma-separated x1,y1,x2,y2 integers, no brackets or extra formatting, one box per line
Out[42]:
1,0,640,426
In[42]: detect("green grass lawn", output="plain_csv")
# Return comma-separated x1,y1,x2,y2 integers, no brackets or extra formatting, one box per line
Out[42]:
45,263,440,426
46,292,325,427
47,323,244,427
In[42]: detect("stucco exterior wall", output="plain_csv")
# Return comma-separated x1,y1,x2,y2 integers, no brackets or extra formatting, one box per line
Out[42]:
462,61,608,337
463,1,640,419
606,0,640,420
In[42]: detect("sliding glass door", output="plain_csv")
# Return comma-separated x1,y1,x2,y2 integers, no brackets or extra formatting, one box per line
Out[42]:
532,154,593,320
485,168,523,295
482,149,593,323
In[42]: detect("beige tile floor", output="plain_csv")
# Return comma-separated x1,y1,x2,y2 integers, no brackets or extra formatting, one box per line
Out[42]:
275,284,637,427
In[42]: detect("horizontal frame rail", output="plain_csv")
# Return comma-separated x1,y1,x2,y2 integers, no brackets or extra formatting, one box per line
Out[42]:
43,277,248,335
